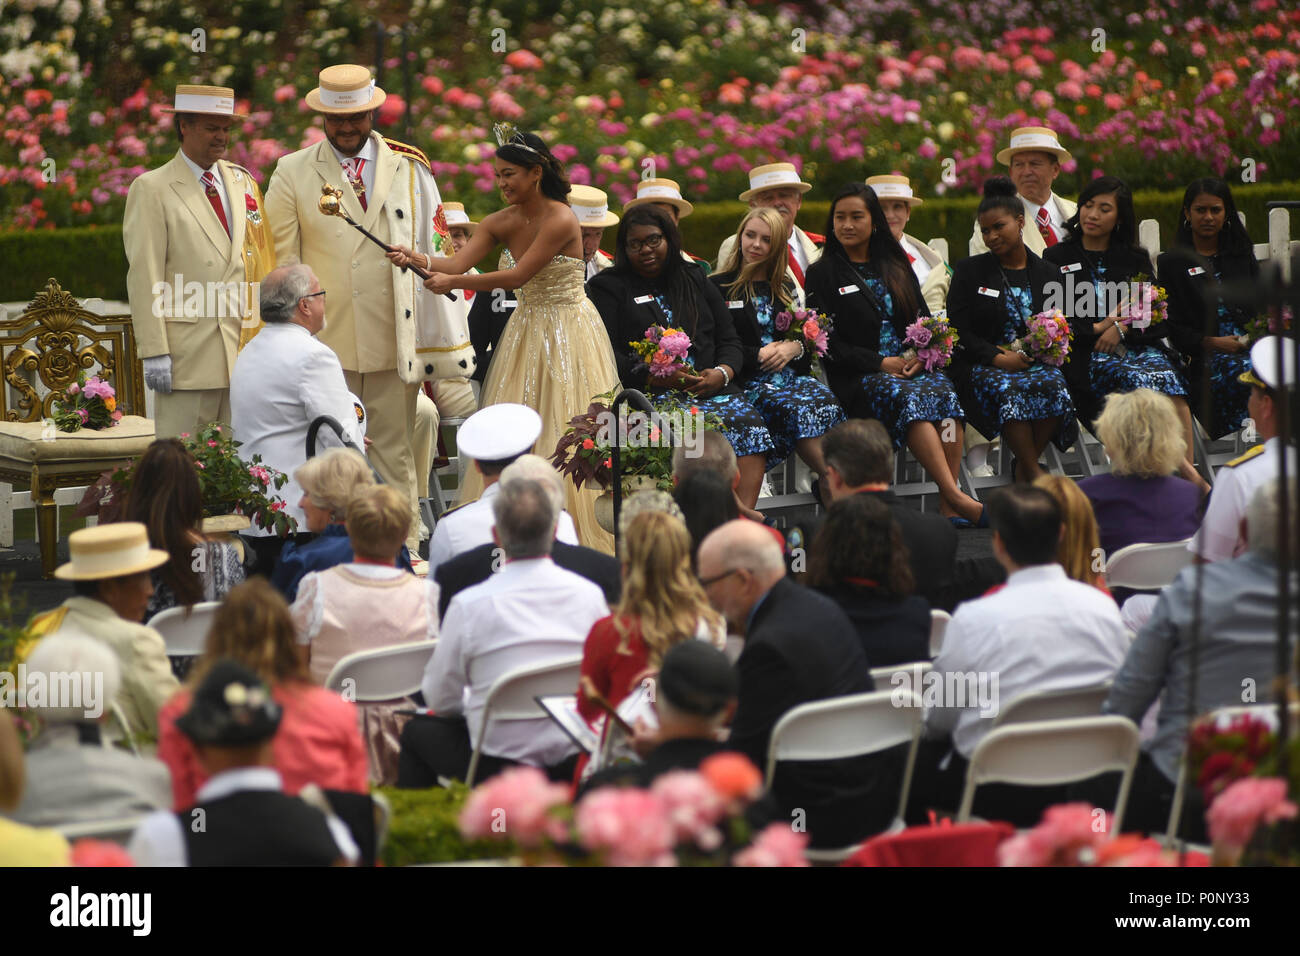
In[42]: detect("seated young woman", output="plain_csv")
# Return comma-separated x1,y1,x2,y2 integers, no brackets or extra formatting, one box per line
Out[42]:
587,205,775,507
806,182,983,525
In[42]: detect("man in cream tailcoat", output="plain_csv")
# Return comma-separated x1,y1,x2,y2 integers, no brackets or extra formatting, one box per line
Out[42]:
715,163,823,290
265,65,471,553
969,126,1078,256
123,84,276,438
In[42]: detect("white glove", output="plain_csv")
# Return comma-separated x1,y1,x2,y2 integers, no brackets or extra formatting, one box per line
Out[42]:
143,355,173,394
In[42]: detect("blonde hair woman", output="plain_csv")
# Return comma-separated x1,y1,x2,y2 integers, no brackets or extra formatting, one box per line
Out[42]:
1033,474,1108,591
709,207,845,482
273,448,412,601
577,510,725,723
290,484,437,783
1076,389,1204,558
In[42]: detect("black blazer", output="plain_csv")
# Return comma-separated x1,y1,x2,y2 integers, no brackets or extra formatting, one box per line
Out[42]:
728,577,901,849
805,252,930,408
708,270,813,382
813,583,931,668
586,264,745,394
1156,246,1260,357
465,287,515,384
433,541,622,622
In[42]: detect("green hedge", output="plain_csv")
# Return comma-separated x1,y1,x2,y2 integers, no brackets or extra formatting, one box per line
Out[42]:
5,181,1297,305
375,784,511,867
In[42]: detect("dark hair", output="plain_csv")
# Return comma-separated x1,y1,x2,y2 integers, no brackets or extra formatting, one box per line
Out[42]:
1174,177,1254,257
476,454,523,478
1061,175,1140,251
125,438,204,606
977,175,1025,219
173,115,185,141
986,485,1062,567
822,419,894,488
613,205,702,337
807,494,914,597
673,468,739,565
495,132,570,202
823,182,921,323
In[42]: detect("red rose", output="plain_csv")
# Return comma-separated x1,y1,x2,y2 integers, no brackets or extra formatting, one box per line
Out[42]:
582,438,595,450
245,193,257,211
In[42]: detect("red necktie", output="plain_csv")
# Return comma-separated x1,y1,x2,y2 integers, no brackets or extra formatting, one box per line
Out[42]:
345,157,368,211
201,171,230,237
787,247,805,287
1036,207,1058,247
907,252,916,263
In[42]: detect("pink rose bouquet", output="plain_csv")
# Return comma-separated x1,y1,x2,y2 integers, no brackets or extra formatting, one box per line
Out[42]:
53,372,121,432
1207,777,1297,854
902,310,959,371
1115,277,1169,329
1007,309,1073,367
774,307,831,357
458,766,571,848
630,325,696,379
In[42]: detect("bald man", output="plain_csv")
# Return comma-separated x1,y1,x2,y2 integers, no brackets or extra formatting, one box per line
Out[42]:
697,520,894,849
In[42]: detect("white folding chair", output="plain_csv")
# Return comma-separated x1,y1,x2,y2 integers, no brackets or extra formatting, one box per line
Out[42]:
324,641,437,702
764,689,923,863
929,609,951,659
869,661,932,689
992,681,1112,727
957,716,1140,833
466,655,584,787
148,601,220,659
1104,538,1194,590
56,816,148,846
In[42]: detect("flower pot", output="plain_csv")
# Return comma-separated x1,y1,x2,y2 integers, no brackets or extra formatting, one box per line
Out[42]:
594,476,661,534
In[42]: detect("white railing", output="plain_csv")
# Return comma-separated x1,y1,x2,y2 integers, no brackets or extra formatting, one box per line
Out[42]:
1138,206,1297,280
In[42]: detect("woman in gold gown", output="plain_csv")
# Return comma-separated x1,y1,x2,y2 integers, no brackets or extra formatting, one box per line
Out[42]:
388,131,619,551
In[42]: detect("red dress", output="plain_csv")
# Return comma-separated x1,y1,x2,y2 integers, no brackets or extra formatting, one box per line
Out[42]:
577,615,655,724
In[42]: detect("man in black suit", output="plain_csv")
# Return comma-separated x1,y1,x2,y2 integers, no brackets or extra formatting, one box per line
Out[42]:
698,519,898,849
435,539,620,622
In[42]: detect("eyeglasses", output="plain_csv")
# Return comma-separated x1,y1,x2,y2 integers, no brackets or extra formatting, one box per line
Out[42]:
627,234,665,253
699,567,742,588
299,290,327,302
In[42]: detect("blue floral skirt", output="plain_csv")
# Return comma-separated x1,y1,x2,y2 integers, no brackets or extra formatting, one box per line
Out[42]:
1089,347,1188,402
743,371,846,468
1206,351,1252,439
857,369,966,449
966,363,1078,450
694,390,776,460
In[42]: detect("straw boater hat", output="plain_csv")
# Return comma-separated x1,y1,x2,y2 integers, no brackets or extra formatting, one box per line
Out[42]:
163,84,245,117
443,202,478,234
54,523,168,581
866,174,924,207
306,64,387,114
996,126,1072,165
623,178,694,218
568,185,620,228
738,162,813,202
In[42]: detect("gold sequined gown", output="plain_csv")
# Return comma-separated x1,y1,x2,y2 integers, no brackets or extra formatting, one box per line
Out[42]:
456,251,619,553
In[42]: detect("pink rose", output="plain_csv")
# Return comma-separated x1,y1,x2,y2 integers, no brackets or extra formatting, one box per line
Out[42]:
733,823,810,867
459,766,571,848
67,382,80,395
802,319,821,341
1207,777,1298,851
905,320,932,347
651,771,726,849
774,311,792,333
574,787,676,866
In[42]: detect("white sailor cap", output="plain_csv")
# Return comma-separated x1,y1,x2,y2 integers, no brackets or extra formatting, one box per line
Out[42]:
1240,335,1297,391
458,403,542,461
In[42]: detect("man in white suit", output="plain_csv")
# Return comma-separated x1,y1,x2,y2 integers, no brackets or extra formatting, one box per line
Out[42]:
715,163,824,289
969,126,1078,256
265,64,470,555
230,264,361,570
122,85,276,439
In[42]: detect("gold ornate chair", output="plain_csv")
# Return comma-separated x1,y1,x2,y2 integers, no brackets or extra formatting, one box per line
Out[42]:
0,278,154,577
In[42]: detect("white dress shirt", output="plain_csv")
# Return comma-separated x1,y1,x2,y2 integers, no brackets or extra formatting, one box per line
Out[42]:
127,767,359,866
421,557,608,766
1190,438,1297,562
924,564,1130,757
427,481,579,572
1021,193,1067,243
179,150,233,233
330,137,377,204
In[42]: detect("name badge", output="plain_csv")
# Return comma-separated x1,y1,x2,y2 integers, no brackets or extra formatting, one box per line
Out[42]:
634,294,655,305
977,286,1000,298
727,300,744,309
1061,262,1082,274
837,284,859,295
1187,266,1206,276
502,300,518,308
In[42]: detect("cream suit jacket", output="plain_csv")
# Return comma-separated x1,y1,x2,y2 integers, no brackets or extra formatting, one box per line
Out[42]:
968,192,1078,257
123,150,265,390
902,233,953,314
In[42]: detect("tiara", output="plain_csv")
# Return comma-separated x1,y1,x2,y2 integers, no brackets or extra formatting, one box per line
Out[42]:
492,122,539,154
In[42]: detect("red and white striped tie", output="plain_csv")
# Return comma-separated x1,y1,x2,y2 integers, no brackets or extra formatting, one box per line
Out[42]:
345,157,367,211
200,171,230,237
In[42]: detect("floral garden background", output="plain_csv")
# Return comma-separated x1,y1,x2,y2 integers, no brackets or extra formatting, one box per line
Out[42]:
1,0,1297,300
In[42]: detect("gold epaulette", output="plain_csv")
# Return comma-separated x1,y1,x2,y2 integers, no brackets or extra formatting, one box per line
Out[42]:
22,607,70,659
384,137,430,171
1226,444,1266,468
440,499,474,518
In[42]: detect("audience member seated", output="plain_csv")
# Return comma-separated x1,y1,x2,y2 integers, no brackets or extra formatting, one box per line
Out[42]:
0,711,71,866
29,523,178,740
1033,475,1110,593
400,475,610,787
1077,389,1204,558
807,494,930,668
130,660,359,866
697,519,897,850
915,486,1129,825
290,485,437,784
126,438,245,620
1103,478,1298,842
435,455,621,621
157,579,368,808
272,447,413,602
673,468,740,567
581,640,739,794
12,635,171,826
578,510,726,725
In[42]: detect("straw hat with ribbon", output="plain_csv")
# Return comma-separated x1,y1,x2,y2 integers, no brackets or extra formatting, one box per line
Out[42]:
443,202,478,234
866,174,924,207
996,126,1072,165
569,185,620,228
738,163,813,202
54,523,169,581
623,178,694,218
306,64,387,114
163,84,245,116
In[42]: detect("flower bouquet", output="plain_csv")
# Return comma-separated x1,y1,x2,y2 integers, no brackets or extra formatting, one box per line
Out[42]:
630,325,695,380
998,803,1187,867
1006,309,1072,367
901,310,959,371
52,373,123,433
1186,710,1278,808
1241,304,1294,346
1115,276,1169,330
774,307,831,357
